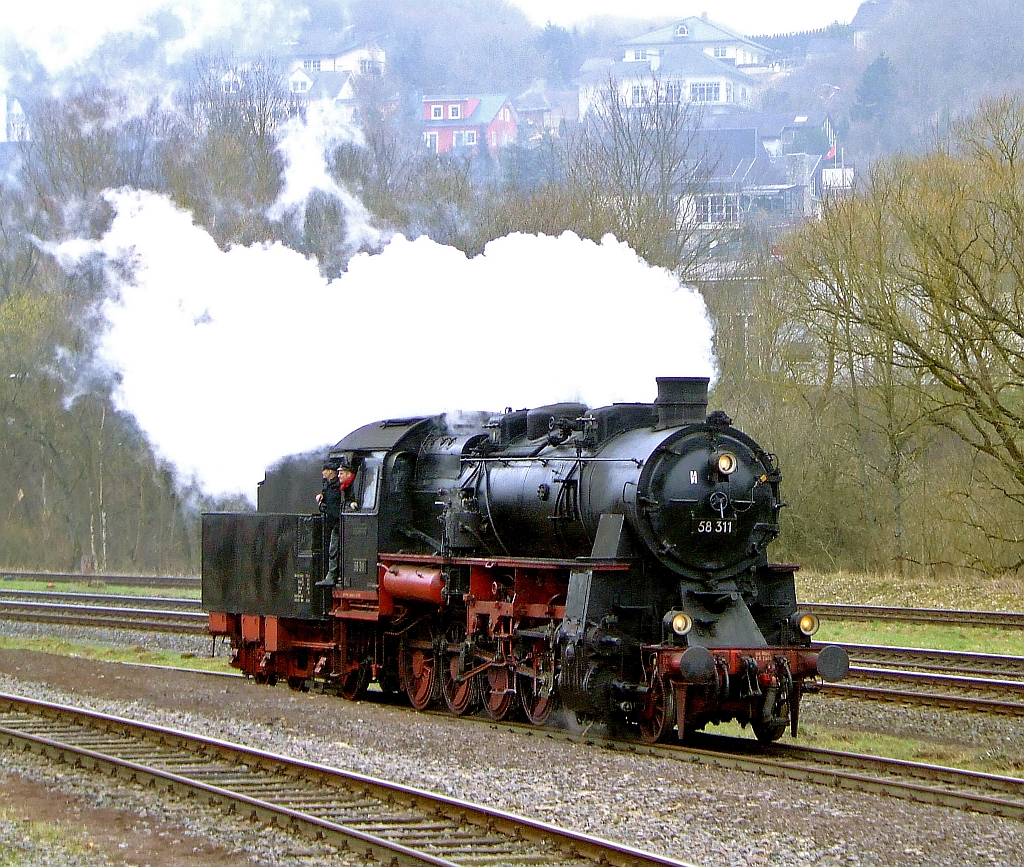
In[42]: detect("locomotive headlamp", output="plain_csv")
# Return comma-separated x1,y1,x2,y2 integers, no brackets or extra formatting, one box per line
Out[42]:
717,452,738,475
793,612,820,636
670,612,693,636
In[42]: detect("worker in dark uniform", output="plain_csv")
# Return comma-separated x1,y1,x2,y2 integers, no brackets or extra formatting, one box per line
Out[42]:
315,458,358,589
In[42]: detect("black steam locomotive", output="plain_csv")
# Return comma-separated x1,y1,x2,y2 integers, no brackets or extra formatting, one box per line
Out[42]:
203,378,848,743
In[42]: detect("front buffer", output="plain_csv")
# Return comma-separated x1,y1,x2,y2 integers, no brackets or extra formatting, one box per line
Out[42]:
635,640,850,744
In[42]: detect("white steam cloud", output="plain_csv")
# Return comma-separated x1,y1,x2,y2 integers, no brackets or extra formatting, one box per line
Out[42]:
1,1,273,79
269,102,383,253
56,189,715,502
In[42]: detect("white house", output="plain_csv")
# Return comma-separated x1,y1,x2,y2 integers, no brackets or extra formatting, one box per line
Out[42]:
578,14,770,118
285,32,385,121
621,14,774,72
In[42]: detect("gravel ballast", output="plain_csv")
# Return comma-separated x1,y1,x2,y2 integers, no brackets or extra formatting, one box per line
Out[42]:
0,636,1022,867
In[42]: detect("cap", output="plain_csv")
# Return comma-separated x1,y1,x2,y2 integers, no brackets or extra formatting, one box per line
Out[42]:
323,458,341,471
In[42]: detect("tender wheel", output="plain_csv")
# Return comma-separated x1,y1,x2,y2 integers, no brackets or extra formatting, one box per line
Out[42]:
401,632,437,711
637,675,677,744
339,658,371,701
752,721,787,743
441,646,480,715
287,676,309,692
479,665,520,721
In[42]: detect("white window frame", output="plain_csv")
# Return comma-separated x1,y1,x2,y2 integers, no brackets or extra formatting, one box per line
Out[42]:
431,104,443,119
676,25,688,37
424,131,438,151
690,82,721,103
449,104,461,119
465,130,477,145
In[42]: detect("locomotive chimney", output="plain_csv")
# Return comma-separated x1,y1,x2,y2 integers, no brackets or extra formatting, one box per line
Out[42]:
655,377,708,428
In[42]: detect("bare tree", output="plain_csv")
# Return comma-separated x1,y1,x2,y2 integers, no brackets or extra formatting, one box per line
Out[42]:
565,73,711,275
782,95,1024,570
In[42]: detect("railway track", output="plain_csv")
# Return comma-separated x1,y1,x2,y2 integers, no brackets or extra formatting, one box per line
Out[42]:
5,571,1024,629
0,596,208,634
0,692,694,867
824,642,1024,679
441,715,1024,821
0,570,198,590
810,642,1024,714
803,602,1024,629
3,594,1024,715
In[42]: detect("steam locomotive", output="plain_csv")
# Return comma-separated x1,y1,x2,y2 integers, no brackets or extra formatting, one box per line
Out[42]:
203,378,848,743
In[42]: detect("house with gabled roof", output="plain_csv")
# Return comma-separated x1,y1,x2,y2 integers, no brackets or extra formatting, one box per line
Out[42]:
623,13,774,72
285,29,385,78
288,70,359,122
421,95,517,154
284,30,386,122
578,43,759,118
577,13,775,119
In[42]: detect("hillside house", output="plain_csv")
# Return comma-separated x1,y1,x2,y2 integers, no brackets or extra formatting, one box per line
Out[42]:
622,13,774,71
422,95,517,154
285,32,385,120
578,14,770,118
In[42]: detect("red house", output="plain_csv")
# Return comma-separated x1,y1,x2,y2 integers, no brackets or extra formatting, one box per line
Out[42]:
421,94,518,154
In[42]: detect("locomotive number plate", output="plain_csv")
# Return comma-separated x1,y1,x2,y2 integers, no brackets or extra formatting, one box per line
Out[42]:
693,519,735,535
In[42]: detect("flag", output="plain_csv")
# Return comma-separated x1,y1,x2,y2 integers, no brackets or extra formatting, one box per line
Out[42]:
826,143,837,160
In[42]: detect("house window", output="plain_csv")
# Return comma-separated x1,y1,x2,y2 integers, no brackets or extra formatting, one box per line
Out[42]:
662,82,682,104
291,80,308,93
676,25,688,37
633,49,647,61
696,195,738,224
466,131,477,145
491,131,497,146
631,85,642,105
359,59,383,75
424,131,438,151
223,76,240,94
725,83,734,103
501,107,510,122
713,46,728,58
431,105,443,119
303,59,321,72
449,104,461,119
690,82,721,103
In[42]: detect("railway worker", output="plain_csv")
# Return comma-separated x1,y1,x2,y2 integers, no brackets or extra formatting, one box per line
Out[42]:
315,458,358,589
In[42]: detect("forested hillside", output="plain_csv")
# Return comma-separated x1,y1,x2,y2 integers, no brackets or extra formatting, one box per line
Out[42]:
3,0,1024,576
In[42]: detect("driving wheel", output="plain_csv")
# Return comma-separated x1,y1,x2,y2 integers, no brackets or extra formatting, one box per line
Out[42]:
479,665,520,721
400,629,437,710
637,674,677,744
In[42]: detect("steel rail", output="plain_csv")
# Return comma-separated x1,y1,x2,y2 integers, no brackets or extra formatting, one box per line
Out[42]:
0,589,201,609
803,603,1024,629
847,666,1024,696
0,570,198,589
463,717,1024,821
0,692,696,867
821,682,1024,714
815,642,1024,679
0,600,209,635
